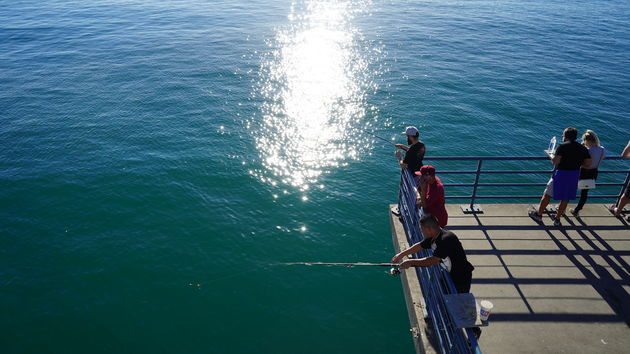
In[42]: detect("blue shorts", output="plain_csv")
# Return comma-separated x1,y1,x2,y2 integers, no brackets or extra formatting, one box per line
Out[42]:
546,170,579,201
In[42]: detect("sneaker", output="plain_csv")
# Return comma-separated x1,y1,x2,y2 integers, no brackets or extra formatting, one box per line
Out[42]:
607,205,620,217
528,209,542,223
391,206,400,216
553,218,562,227
570,208,579,216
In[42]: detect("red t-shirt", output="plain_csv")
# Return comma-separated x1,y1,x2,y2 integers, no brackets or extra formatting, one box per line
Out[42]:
424,177,448,226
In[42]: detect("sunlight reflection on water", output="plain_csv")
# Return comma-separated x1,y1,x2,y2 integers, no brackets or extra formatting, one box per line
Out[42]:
250,0,382,195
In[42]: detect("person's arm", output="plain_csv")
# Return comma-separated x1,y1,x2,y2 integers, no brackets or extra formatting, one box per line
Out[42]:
419,182,427,206
399,256,441,269
395,144,410,151
622,140,630,158
551,153,561,166
392,242,424,263
545,149,559,164
415,187,423,207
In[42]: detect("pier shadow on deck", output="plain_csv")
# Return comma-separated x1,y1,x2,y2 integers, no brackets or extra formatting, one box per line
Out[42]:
446,203,630,353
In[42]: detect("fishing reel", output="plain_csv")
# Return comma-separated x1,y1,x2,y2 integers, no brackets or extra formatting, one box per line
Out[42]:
390,266,401,276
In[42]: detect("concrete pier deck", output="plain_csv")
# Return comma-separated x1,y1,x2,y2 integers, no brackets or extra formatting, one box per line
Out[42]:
390,203,630,354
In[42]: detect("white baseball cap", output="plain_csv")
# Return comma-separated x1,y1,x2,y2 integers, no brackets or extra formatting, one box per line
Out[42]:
401,126,419,136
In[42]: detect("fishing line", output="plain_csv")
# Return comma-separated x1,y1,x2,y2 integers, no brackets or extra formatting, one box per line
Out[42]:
193,268,255,286
360,128,397,147
192,261,272,286
276,262,401,275
280,262,396,267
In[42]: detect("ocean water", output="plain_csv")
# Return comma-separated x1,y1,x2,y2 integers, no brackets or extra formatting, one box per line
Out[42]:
1,0,629,353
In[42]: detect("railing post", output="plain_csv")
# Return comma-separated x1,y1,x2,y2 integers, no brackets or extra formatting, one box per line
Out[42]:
461,159,483,214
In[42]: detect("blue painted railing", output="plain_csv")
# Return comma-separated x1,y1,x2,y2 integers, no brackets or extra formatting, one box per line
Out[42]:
398,168,482,354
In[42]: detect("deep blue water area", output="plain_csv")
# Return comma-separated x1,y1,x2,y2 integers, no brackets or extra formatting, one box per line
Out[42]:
1,0,629,353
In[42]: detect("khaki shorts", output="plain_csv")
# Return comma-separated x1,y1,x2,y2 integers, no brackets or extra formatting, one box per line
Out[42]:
544,178,553,197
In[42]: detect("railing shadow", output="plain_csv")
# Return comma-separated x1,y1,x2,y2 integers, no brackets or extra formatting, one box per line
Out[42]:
457,213,630,327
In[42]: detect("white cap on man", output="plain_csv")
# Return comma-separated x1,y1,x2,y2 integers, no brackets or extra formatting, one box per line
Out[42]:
401,126,419,136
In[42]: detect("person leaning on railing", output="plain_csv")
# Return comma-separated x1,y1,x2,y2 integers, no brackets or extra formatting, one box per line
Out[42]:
394,126,426,185
391,214,481,339
415,165,448,227
570,130,606,216
611,140,630,221
529,127,592,226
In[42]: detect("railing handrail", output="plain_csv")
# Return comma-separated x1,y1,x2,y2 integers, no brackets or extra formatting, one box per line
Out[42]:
420,155,629,210
425,155,627,161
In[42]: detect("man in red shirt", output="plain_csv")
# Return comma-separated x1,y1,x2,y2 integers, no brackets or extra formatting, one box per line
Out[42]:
415,165,448,227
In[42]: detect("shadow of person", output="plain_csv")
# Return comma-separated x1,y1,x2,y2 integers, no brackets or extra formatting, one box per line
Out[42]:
591,263,630,328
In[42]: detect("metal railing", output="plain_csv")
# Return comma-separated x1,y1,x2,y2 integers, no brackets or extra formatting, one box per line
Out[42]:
396,155,628,353
422,155,629,213
398,168,482,354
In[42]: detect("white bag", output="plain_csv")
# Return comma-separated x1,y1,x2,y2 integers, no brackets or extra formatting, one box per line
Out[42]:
578,179,596,190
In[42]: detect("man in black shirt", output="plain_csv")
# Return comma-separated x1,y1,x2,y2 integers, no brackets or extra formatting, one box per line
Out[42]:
392,214,481,338
529,127,591,226
395,126,426,179
392,214,475,293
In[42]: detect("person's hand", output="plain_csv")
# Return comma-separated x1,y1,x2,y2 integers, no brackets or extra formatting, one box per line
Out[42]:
416,196,423,207
395,144,406,149
394,150,403,159
544,149,554,159
391,253,403,263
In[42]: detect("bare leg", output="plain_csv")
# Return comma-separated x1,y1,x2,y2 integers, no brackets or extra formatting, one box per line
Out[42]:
537,194,551,216
557,200,569,219
614,195,629,217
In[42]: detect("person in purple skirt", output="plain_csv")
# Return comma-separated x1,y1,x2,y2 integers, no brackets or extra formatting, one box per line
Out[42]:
529,127,592,226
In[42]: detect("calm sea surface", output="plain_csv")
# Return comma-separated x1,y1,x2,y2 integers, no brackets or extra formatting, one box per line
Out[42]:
1,0,629,353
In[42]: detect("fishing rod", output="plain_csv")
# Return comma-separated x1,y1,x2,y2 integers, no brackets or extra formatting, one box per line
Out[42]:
278,262,401,275
361,129,397,147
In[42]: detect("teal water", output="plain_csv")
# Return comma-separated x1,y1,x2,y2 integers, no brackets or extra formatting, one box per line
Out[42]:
1,0,629,353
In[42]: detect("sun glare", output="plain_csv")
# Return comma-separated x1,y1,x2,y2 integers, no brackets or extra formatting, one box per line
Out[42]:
251,0,378,193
